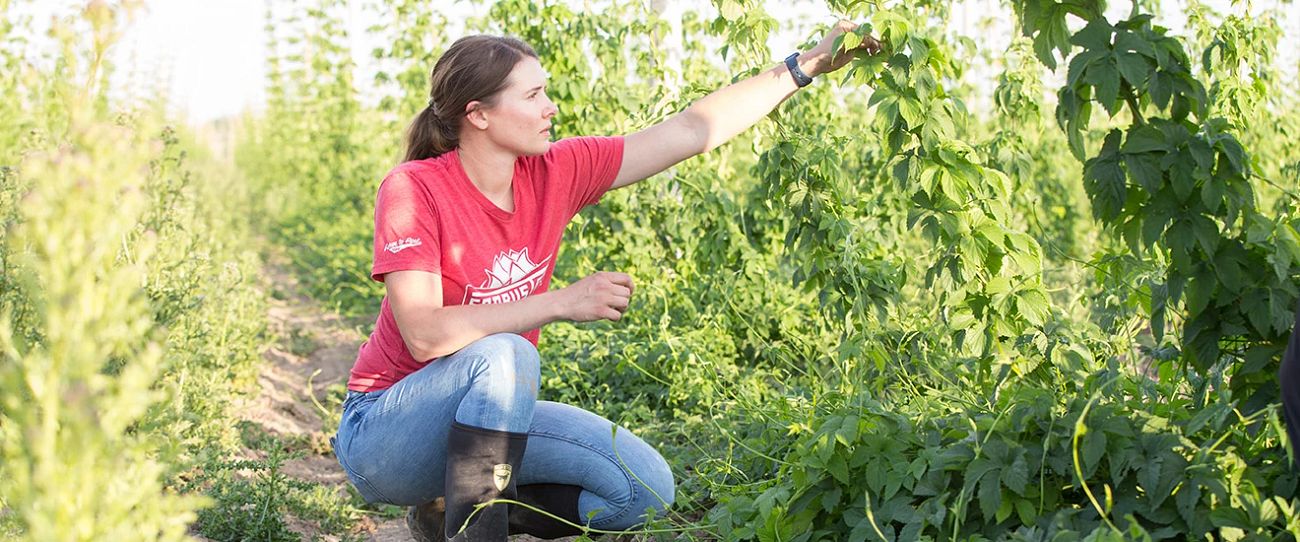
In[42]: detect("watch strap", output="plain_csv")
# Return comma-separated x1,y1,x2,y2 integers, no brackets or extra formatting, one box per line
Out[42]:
785,52,813,88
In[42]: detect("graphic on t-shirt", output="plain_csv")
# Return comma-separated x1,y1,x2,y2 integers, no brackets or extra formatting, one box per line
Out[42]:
384,237,422,254
463,247,551,305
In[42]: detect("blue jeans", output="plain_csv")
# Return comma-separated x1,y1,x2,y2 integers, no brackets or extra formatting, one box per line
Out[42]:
332,333,675,531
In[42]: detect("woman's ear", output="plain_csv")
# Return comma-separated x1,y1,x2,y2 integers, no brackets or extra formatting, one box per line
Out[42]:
465,101,489,130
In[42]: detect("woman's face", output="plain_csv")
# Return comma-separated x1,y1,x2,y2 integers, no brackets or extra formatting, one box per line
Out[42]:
474,57,558,157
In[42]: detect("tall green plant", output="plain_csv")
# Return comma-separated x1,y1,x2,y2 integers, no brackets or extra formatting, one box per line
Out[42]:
0,120,203,542
1014,0,1300,408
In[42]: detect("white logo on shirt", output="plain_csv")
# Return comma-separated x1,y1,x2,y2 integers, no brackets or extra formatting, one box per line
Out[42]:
464,248,551,305
384,237,422,254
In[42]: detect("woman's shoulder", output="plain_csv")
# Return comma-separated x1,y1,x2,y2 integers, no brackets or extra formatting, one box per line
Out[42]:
383,153,458,188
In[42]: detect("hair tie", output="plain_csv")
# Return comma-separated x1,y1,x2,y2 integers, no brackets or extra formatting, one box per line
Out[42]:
426,98,437,111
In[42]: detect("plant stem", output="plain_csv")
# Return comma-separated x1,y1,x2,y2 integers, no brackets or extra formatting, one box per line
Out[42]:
1125,92,1147,126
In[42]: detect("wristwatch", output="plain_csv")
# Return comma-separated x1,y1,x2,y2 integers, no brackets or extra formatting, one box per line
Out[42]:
785,52,814,88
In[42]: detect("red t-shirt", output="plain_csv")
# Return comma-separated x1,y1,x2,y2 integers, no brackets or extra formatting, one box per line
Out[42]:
347,136,625,392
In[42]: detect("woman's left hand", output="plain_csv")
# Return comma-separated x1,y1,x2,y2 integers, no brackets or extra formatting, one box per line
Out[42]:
801,20,883,78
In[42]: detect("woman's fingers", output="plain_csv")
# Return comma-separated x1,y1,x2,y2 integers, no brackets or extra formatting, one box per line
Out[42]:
580,271,632,322
609,284,632,299
860,36,882,54
812,20,883,75
603,271,634,293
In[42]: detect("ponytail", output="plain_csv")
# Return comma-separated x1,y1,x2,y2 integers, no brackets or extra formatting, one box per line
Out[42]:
404,104,456,162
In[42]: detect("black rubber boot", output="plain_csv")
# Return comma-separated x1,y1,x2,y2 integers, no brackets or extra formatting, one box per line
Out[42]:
406,497,445,542
443,422,528,542
508,483,586,539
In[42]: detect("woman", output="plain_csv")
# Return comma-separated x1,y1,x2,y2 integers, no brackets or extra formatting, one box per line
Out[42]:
331,21,881,542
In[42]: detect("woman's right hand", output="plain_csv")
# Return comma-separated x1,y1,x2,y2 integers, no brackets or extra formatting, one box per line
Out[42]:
558,271,634,322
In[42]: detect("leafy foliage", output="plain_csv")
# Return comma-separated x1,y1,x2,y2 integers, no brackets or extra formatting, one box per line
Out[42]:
240,0,1300,539
6,0,1297,539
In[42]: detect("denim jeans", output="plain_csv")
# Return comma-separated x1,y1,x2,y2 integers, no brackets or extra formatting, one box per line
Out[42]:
332,333,675,531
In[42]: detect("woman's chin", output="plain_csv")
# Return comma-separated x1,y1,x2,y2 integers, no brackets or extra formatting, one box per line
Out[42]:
524,140,552,156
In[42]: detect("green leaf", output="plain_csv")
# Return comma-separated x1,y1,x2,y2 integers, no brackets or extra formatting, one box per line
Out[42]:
1149,70,1173,109
1275,223,1300,280
995,497,1014,523
1213,244,1247,293
719,0,743,21
1070,19,1114,50
1189,137,1214,170
1243,289,1273,336
838,414,860,445
1191,214,1220,255
1172,93,1191,121
1116,51,1151,88
1123,153,1162,194
1142,208,1171,249
1185,267,1215,315
1217,136,1247,175
1137,458,1162,497
1006,233,1042,273
1201,177,1226,212
1122,125,1167,154
828,452,850,484
1150,281,1169,342
891,156,911,185
838,31,863,52
1029,4,1072,69
1171,157,1196,202
1114,30,1156,57
1082,429,1106,477
1210,507,1252,529
1177,482,1202,526
1067,49,1107,87
966,457,1000,490
1086,57,1122,116
1002,453,1030,495
821,486,843,513
1067,119,1087,161
1015,498,1037,525
899,97,924,128
1083,130,1126,220
1017,289,1051,327
978,474,1002,520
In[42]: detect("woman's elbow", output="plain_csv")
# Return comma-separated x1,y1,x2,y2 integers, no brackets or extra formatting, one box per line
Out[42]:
403,336,435,362
402,328,454,362
677,109,712,155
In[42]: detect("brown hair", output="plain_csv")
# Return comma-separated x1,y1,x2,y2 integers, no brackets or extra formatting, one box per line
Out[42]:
404,35,538,162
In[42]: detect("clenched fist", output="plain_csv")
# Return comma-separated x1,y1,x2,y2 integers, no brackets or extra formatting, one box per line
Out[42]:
557,271,634,322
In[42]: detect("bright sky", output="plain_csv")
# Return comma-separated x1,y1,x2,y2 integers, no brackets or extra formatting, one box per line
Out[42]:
110,0,271,124
97,0,836,124
18,0,1299,125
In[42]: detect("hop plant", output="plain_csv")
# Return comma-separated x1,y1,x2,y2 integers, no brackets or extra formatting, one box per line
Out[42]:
0,119,204,542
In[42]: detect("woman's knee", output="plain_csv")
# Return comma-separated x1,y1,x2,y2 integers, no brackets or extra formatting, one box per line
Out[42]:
631,447,675,517
460,332,540,392
594,435,675,529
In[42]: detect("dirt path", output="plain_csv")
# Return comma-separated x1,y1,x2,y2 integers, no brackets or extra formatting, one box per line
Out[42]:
232,256,411,541
235,256,564,542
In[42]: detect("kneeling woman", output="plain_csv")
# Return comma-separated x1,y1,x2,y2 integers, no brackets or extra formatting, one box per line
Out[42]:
332,25,880,542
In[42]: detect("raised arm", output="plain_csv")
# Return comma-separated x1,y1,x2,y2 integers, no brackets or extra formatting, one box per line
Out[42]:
610,20,881,190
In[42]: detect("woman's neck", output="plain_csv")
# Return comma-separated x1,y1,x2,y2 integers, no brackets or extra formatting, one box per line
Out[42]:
457,139,517,200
